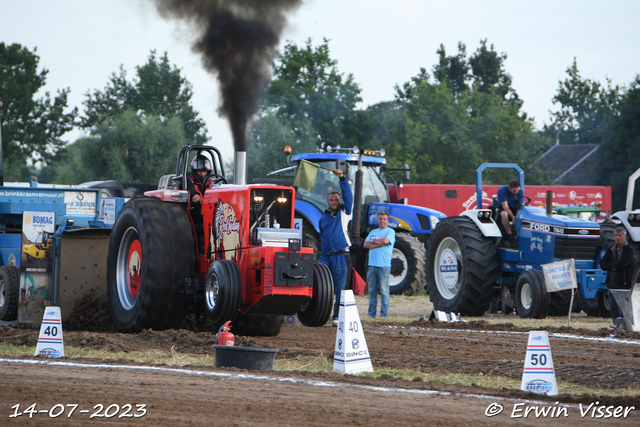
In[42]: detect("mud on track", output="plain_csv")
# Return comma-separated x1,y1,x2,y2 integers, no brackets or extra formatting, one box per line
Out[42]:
1,318,640,426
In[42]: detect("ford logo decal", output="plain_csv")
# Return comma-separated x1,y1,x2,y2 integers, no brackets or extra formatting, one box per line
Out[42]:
579,230,589,235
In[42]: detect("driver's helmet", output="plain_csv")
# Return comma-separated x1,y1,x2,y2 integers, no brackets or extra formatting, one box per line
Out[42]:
191,155,212,175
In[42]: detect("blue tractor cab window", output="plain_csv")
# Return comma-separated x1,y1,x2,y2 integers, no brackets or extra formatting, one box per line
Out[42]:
294,161,389,213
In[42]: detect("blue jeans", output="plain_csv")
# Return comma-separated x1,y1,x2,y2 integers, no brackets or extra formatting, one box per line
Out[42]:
320,254,348,319
608,290,622,321
367,266,390,318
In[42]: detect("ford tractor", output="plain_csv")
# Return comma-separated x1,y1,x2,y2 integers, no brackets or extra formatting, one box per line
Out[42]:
425,163,608,318
106,146,334,335
261,146,446,296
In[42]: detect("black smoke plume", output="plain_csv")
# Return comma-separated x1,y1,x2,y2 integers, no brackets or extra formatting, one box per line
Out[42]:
152,0,302,152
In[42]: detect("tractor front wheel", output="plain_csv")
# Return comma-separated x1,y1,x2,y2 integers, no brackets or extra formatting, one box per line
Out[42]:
515,270,549,318
298,263,334,327
231,314,285,337
205,259,242,325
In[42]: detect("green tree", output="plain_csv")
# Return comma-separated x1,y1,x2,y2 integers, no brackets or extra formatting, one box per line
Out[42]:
381,41,549,185
595,76,640,211
433,42,470,96
246,111,318,179
53,110,187,184
81,50,207,144
264,38,362,150
468,39,522,109
0,43,77,181
432,40,522,109
545,59,621,145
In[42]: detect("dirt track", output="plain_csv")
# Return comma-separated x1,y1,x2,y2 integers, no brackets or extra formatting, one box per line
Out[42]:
2,318,640,426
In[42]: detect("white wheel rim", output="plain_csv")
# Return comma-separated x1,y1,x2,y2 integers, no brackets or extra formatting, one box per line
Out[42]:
205,271,220,312
116,227,140,311
434,237,461,300
520,282,532,310
0,278,5,307
389,247,408,287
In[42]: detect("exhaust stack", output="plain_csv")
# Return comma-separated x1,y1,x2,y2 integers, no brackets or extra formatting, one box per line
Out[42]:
234,151,247,185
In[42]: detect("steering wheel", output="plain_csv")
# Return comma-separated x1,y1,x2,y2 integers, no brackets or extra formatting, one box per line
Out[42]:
207,173,227,185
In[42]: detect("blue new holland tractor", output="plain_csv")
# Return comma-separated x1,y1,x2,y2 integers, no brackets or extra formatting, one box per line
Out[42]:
425,163,609,318
262,146,446,295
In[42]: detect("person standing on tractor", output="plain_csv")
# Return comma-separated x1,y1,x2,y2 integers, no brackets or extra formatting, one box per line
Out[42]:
497,180,524,246
187,155,215,252
318,168,353,326
363,211,395,318
600,227,636,322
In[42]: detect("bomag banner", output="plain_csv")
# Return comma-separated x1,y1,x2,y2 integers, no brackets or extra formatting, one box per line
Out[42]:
18,211,56,324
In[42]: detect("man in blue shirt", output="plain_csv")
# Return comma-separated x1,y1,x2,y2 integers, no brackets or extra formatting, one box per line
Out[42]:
318,168,353,326
363,212,395,318
497,180,524,244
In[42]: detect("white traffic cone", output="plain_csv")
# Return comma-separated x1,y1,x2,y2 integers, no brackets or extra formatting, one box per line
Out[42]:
333,290,373,374
521,331,558,396
34,306,64,358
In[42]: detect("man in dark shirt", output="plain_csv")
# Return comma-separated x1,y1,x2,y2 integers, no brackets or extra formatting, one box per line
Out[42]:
496,180,524,244
600,227,636,321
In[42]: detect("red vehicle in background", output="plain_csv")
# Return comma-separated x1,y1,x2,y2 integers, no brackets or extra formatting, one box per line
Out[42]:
389,184,611,220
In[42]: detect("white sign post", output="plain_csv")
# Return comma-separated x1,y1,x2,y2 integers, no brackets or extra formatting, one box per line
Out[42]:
333,290,373,374
34,306,64,358
542,259,578,326
521,331,558,396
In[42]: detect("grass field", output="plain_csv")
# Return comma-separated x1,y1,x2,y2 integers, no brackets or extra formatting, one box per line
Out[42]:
356,293,614,330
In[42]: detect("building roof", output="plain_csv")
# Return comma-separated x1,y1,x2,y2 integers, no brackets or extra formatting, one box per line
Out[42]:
534,143,599,185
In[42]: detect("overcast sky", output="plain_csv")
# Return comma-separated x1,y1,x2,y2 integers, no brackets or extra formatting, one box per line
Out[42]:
2,0,639,163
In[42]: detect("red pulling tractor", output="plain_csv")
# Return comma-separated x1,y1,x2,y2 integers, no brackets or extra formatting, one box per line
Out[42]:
107,145,334,335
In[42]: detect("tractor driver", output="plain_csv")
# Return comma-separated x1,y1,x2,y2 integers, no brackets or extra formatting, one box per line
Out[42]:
497,180,524,246
187,155,215,252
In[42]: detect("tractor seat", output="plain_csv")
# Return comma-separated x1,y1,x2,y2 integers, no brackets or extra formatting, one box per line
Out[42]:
489,197,499,221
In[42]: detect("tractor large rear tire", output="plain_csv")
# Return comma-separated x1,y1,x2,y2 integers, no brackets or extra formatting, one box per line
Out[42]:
581,293,600,317
205,259,242,325
231,313,285,337
389,233,426,296
298,263,334,327
599,221,616,252
547,289,573,316
0,265,20,321
426,216,499,316
107,198,194,332
515,270,549,318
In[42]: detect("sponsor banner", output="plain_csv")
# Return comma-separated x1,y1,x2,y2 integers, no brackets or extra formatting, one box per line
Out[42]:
19,212,56,324
64,191,97,216
99,198,117,225
542,259,577,292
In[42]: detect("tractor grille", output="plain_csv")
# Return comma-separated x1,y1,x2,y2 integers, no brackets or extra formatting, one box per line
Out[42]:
554,236,598,260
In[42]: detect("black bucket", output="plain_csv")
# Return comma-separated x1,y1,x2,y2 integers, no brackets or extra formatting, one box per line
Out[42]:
212,345,279,371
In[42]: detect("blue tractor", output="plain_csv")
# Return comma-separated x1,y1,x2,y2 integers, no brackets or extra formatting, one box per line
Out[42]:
262,146,446,295
425,163,608,318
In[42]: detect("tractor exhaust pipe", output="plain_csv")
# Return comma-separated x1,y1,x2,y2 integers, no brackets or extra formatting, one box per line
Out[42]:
234,151,247,185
